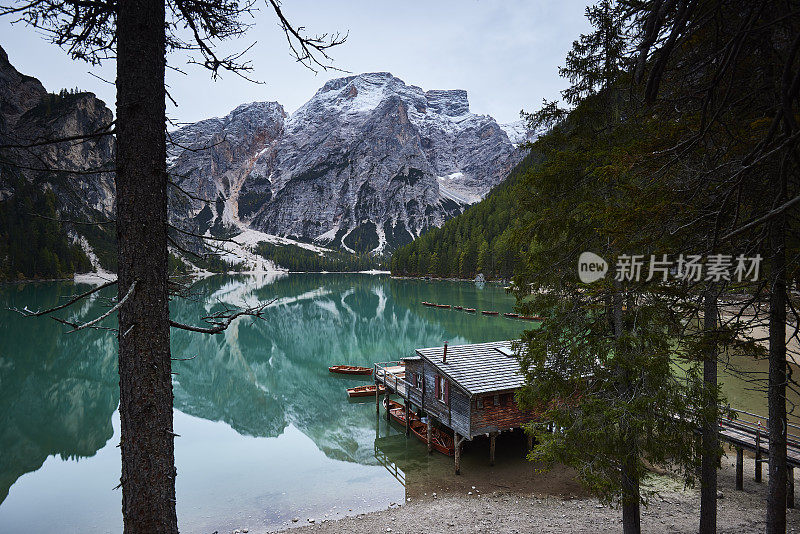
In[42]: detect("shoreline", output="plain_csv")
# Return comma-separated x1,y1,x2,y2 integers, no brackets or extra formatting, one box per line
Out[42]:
257,446,798,534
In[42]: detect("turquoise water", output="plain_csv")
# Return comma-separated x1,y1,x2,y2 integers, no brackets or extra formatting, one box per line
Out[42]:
0,274,528,533
0,273,792,533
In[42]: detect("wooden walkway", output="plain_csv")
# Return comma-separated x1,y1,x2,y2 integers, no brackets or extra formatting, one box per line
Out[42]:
718,415,800,468
704,409,800,506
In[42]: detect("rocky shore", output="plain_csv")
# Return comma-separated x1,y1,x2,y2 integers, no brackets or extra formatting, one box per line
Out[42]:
259,447,798,534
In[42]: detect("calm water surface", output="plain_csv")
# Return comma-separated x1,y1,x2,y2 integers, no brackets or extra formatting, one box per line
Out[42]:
0,273,794,533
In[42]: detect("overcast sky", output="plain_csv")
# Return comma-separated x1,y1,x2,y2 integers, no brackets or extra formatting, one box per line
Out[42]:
1,0,591,125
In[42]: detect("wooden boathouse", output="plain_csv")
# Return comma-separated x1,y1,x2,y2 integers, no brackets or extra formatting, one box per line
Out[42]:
375,340,538,474
375,340,800,507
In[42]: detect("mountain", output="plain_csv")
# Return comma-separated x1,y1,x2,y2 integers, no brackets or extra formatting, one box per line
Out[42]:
1,46,529,277
0,45,116,279
389,149,539,281
168,72,529,254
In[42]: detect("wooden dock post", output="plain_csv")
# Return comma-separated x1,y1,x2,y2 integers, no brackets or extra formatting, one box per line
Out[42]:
489,432,497,466
789,466,795,509
755,428,762,483
375,380,380,414
454,433,462,475
405,402,410,436
385,392,390,421
736,447,743,490
427,418,433,454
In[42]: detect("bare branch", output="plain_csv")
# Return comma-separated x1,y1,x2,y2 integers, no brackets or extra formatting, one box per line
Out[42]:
169,298,275,334
63,280,136,333
8,279,117,317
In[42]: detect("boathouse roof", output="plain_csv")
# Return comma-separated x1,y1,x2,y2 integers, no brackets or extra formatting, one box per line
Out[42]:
414,340,524,396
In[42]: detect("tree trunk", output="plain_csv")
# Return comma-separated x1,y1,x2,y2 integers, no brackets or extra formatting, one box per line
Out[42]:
613,279,640,534
700,287,718,534
621,448,641,534
116,0,176,532
766,202,787,534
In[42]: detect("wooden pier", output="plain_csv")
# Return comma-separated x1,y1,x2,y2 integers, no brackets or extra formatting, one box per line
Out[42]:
714,408,800,507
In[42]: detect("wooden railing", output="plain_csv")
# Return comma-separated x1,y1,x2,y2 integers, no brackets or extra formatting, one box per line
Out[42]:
374,361,412,397
721,406,800,450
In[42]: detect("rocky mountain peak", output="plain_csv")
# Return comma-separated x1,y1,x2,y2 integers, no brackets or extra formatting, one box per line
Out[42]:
169,73,527,255
0,45,47,133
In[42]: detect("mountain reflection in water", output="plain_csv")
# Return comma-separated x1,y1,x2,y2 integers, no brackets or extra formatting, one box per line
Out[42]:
0,273,526,532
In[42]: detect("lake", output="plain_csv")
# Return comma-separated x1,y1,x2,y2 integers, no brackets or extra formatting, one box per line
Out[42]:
0,273,795,533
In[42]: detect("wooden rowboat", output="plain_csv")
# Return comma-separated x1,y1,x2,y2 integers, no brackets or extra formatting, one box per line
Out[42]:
464,308,476,313
422,301,436,307
482,310,499,316
435,304,451,309
385,399,455,456
503,312,519,318
329,365,372,375
385,399,409,425
411,419,454,456
454,305,463,310
519,315,544,321
347,384,386,397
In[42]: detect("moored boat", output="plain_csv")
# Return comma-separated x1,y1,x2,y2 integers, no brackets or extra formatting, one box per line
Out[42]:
347,384,386,397
329,365,373,375
435,303,451,309
384,400,454,456
503,312,519,318
454,305,463,310
410,418,455,456
519,315,544,321
482,310,499,316
421,301,436,307
464,308,476,313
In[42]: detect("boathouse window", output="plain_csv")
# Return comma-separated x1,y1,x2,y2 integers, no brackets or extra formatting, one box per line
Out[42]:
435,375,448,404
494,394,500,406
476,397,484,409
408,372,417,387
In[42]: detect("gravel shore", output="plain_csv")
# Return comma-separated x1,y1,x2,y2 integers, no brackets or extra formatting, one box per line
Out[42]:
265,447,799,534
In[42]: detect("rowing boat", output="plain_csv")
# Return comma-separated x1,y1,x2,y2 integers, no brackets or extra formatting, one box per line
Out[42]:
347,384,386,397
481,310,499,316
503,312,519,318
410,419,454,456
464,308,476,313
329,365,372,375
384,400,454,456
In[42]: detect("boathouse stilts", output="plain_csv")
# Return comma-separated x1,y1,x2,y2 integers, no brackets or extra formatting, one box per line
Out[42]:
427,419,433,454
754,427,763,482
385,392,390,421
375,381,380,414
489,432,497,466
755,450,763,482
736,447,744,490
454,433,462,475
405,403,410,436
